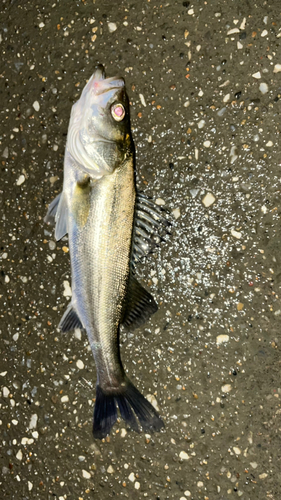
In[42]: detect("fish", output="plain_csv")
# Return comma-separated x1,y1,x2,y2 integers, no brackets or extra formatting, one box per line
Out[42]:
45,65,169,439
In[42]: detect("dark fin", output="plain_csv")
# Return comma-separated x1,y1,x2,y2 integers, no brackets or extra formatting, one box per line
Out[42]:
44,193,61,226
121,275,158,331
124,381,164,433
93,379,164,439
59,303,83,332
55,191,68,241
93,385,118,439
132,193,171,263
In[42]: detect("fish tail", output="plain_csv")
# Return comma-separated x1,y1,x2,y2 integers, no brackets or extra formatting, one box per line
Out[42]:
93,380,164,439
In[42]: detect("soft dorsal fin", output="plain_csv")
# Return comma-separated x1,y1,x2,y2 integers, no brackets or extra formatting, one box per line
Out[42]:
121,275,158,330
59,302,83,332
44,191,68,241
132,193,171,263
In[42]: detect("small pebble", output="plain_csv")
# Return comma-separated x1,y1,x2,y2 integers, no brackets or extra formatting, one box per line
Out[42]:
107,465,114,474
120,428,127,437
179,451,189,460
261,29,268,37
227,28,240,35
155,198,165,206
221,384,232,393
230,145,238,163
259,82,268,94
33,101,40,112
259,473,268,479
184,491,191,497
146,394,160,411
266,140,273,147
74,329,82,340
63,280,72,297
108,22,117,33
2,387,9,397
216,334,229,345
231,229,241,239
250,462,258,469
61,395,69,403
172,208,181,219
128,472,135,482
223,93,230,102
28,481,33,491
16,450,23,460
233,447,241,455
217,107,226,116
240,17,246,30
28,414,38,430
203,140,211,147
273,64,281,73
76,360,84,369
237,302,244,311
16,174,25,186
82,470,91,479
48,241,56,251
252,71,261,79
190,188,199,198
197,481,204,488
197,119,205,129
139,94,146,107
202,192,216,207
134,481,140,490
2,146,9,158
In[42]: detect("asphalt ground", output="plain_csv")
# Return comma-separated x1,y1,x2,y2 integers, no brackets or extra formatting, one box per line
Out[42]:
1,1,281,499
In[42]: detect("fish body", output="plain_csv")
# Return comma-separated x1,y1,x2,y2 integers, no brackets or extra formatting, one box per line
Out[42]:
45,66,166,438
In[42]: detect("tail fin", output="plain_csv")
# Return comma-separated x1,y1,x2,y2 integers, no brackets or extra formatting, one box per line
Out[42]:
93,380,164,439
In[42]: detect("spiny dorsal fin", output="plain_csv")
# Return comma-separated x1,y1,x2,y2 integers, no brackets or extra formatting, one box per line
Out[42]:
59,302,83,332
132,193,171,263
121,275,158,330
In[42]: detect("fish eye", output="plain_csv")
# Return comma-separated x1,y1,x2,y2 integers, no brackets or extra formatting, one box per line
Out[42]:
111,103,125,122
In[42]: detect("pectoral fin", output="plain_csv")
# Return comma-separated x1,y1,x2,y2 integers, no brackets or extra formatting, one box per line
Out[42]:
44,193,61,226
55,191,69,241
121,275,158,330
132,193,171,263
45,191,68,241
59,302,83,332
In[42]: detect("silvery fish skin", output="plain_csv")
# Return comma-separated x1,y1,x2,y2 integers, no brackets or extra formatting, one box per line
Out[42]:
45,66,165,438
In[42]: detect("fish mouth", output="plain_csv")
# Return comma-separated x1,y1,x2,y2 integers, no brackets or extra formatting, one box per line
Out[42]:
84,64,125,96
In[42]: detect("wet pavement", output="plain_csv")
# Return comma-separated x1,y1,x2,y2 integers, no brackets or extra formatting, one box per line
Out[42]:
1,0,281,498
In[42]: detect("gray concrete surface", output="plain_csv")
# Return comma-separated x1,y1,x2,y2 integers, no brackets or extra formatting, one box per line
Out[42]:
1,0,281,498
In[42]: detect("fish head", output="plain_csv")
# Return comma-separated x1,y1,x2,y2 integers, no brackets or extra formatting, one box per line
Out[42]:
68,65,133,178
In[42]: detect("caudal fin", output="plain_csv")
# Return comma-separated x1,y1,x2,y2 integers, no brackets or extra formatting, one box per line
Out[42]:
93,380,164,439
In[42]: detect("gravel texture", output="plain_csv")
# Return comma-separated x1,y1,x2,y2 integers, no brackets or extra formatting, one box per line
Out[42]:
1,1,281,499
